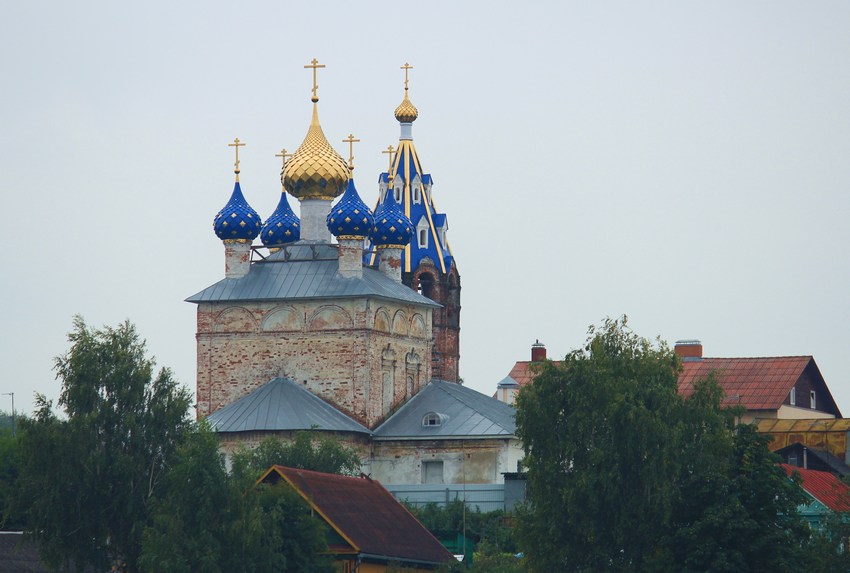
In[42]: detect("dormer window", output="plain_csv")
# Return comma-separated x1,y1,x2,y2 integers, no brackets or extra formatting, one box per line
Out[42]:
412,175,422,204
422,412,444,427
416,216,429,249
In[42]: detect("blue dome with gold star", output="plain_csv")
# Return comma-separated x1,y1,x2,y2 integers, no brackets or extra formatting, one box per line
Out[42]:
371,187,413,247
327,179,374,239
214,181,262,241
262,191,300,246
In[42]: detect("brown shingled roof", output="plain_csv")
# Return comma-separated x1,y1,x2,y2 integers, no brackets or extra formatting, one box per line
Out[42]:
678,356,812,410
260,466,453,566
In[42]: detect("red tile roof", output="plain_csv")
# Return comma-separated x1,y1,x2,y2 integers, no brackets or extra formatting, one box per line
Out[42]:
261,466,453,566
506,360,559,387
782,464,850,511
678,356,812,410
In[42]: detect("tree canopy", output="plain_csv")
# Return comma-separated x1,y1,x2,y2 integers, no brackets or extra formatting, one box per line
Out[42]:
14,317,193,572
231,431,363,481
515,317,809,573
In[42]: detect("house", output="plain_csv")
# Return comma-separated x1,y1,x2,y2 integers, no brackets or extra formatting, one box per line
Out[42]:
781,464,850,528
675,340,841,423
494,340,842,424
258,466,454,571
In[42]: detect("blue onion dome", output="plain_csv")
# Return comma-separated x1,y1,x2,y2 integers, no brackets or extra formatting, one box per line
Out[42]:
370,188,413,248
327,179,374,239
261,191,301,247
214,181,261,241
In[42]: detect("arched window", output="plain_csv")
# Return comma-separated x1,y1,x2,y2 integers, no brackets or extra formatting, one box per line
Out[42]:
419,229,428,248
417,273,435,299
422,412,443,427
413,186,421,204
394,187,401,203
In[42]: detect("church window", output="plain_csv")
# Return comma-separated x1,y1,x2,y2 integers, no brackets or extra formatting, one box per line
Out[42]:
383,372,394,413
422,412,442,427
394,187,401,203
417,273,435,299
422,461,444,484
413,185,421,204
419,229,428,248
407,375,414,398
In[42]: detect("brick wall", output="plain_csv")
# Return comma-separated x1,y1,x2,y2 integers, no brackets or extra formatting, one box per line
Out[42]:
196,298,433,428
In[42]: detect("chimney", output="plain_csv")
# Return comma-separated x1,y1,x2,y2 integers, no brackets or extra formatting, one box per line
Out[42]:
674,340,703,361
531,340,547,362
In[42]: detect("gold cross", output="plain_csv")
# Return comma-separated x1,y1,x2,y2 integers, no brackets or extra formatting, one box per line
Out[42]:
342,134,360,170
275,147,293,169
382,144,396,173
304,58,326,102
401,62,413,90
228,138,245,177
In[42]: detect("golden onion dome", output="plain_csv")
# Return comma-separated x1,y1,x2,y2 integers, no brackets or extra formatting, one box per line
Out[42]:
282,103,350,201
394,91,419,123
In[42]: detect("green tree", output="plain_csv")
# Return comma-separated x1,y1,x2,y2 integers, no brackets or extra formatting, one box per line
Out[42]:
139,423,234,573
140,424,334,573
516,317,683,571
231,431,362,480
515,317,809,573
14,317,192,572
804,511,850,572
0,414,24,529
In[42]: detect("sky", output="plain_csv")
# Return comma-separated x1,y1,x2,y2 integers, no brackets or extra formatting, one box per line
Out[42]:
1,1,849,416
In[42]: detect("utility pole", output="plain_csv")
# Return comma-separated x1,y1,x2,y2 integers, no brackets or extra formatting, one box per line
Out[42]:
2,392,14,437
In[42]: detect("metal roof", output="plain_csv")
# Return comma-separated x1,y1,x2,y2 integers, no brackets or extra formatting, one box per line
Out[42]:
206,377,371,435
186,242,439,308
261,466,454,565
373,380,516,439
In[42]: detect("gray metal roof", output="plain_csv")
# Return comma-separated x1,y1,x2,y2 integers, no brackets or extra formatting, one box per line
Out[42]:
186,242,439,308
373,380,517,440
496,375,520,388
206,377,371,435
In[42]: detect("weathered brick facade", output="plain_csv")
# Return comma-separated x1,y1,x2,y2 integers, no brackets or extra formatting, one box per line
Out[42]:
403,259,460,382
196,298,433,428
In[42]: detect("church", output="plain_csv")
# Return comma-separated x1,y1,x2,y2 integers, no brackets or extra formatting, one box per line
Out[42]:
187,60,521,502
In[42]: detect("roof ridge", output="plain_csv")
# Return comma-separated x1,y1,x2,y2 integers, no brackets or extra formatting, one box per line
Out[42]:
700,355,813,360
433,381,514,434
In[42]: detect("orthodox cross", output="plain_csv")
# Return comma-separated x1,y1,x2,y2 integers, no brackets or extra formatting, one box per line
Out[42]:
342,134,360,170
228,138,245,179
275,147,293,169
382,144,396,173
304,58,326,102
400,62,413,91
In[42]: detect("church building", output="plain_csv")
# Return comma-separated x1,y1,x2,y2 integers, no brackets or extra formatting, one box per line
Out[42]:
187,61,520,500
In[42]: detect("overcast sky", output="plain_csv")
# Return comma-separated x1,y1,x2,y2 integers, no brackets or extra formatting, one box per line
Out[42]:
2,1,849,416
